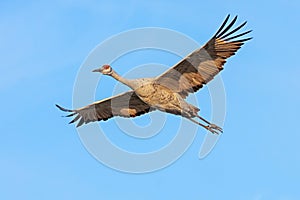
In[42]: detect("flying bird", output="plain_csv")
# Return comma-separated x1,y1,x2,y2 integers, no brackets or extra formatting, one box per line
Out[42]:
56,15,252,134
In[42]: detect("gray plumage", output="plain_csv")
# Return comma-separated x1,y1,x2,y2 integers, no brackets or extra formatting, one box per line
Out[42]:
56,15,252,134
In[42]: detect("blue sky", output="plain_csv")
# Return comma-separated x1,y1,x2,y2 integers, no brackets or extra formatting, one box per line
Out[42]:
1,0,300,199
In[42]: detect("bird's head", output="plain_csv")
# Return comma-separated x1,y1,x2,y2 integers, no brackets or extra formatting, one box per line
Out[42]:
92,64,113,75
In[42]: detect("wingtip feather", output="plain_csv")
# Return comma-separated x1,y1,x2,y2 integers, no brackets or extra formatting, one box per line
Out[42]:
76,118,85,127
56,104,73,112
216,15,238,38
213,14,231,38
224,30,253,41
219,21,248,40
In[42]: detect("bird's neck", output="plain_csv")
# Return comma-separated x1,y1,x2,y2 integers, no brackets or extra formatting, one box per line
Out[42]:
110,70,136,89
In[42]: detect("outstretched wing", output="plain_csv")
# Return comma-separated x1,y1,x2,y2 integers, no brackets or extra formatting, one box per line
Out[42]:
56,91,152,127
156,15,252,98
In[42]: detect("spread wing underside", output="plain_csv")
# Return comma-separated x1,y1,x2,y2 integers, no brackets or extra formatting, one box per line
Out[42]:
156,15,252,98
56,91,152,127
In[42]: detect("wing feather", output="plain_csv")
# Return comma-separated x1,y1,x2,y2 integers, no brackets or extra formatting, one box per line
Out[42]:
56,91,152,127
156,15,252,98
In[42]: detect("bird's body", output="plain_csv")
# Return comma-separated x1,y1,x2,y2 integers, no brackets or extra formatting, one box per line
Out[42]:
134,82,198,118
56,15,252,134
107,70,199,118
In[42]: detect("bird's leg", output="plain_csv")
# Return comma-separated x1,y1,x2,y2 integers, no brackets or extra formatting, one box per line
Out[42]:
195,115,223,133
187,118,221,134
196,115,210,124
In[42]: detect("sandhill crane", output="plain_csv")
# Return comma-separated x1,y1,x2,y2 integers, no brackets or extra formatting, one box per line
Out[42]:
56,15,252,134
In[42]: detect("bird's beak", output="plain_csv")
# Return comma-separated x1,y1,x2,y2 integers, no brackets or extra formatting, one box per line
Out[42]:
92,68,102,73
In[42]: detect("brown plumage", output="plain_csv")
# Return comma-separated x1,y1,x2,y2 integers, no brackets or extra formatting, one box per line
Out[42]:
56,15,252,134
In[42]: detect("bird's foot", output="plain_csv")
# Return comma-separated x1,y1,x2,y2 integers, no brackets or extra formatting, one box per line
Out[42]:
206,124,223,134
